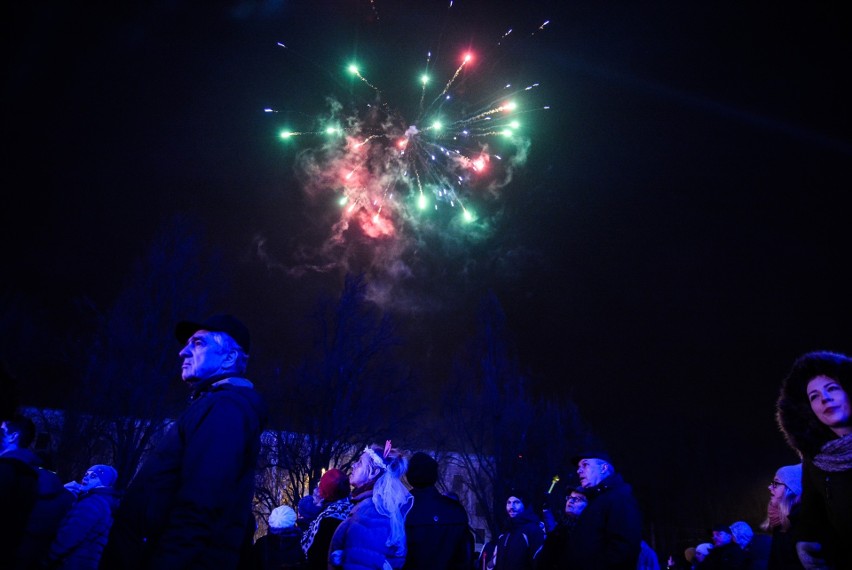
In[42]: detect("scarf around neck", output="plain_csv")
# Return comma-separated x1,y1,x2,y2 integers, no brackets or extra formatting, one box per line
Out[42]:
300,497,352,555
813,432,852,472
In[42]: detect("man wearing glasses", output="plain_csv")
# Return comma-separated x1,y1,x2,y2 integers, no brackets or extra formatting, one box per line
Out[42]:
536,487,589,569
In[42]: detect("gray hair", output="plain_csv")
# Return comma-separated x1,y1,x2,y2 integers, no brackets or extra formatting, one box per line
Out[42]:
211,331,249,374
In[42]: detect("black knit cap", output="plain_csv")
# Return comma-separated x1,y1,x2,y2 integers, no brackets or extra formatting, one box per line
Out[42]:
176,314,251,353
406,452,439,488
505,488,529,507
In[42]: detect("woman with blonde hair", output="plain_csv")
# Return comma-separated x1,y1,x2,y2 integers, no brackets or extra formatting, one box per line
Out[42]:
759,464,803,569
329,441,413,569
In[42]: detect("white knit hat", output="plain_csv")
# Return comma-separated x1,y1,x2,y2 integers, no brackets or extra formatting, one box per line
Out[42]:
268,505,297,529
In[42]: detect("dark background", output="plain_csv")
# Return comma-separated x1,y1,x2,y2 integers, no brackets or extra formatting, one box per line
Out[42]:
4,0,851,556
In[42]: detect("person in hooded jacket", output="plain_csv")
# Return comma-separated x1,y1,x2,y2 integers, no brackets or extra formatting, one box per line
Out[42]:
46,464,121,569
564,451,643,570
776,350,852,570
492,489,545,570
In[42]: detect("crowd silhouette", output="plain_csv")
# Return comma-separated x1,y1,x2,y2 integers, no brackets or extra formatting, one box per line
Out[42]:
3,317,850,569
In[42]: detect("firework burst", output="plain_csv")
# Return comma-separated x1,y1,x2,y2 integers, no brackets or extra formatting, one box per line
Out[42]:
266,8,551,305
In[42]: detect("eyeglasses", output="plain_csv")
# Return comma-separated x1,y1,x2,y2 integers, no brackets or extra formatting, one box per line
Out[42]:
566,496,587,503
769,480,787,490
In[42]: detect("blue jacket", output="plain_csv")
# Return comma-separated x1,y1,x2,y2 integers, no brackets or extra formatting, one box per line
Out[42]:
48,486,121,569
329,489,411,570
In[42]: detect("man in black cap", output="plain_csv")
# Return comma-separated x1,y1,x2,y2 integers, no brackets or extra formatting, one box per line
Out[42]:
564,450,643,569
402,452,473,569
101,314,268,569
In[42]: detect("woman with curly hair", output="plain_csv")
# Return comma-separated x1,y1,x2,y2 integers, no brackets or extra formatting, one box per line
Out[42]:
776,351,852,570
329,441,413,569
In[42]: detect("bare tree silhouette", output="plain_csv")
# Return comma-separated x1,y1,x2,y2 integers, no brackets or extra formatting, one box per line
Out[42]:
444,291,593,542
52,214,227,487
255,273,418,517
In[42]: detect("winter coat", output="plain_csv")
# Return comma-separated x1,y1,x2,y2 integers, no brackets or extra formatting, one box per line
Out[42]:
0,448,75,569
794,459,852,568
564,473,642,570
101,379,268,570
493,509,545,570
402,486,473,570
701,542,748,570
328,489,410,570
249,527,306,570
302,498,351,570
47,486,121,569
0,448,41,568
766,523,803,570
533,517,578,570
742,534,770,570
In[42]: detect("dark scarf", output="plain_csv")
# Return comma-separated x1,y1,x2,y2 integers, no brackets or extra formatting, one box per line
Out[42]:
813,432,852,472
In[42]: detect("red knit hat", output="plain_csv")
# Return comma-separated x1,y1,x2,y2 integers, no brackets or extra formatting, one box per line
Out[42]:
319,468,350,501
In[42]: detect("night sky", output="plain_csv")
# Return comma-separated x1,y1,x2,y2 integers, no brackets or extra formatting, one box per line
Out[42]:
4,0,851,547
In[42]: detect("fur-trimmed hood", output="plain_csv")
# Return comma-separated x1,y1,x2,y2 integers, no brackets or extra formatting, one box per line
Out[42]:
776,350,852,458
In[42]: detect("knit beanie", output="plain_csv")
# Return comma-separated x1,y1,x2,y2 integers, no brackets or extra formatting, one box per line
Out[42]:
88,464,118,487
775,464,803,496
506,488,529,509
406,452,439,488
268,505,297,530
729,521,754,547
319,468,351,501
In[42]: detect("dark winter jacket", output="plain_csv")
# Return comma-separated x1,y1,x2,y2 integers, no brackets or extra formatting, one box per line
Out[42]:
47,486,121,569
101,379,268,570
0,448,75,569
767,521,803,570
302,498,351,570
249,527,306,570
328,488,411,570
564,473,642,570
701,542,748,570
534,516,578,570
402,486,473,570
0,448,41,568
493,509,545,570
794,459,852,568
776,352,852,569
